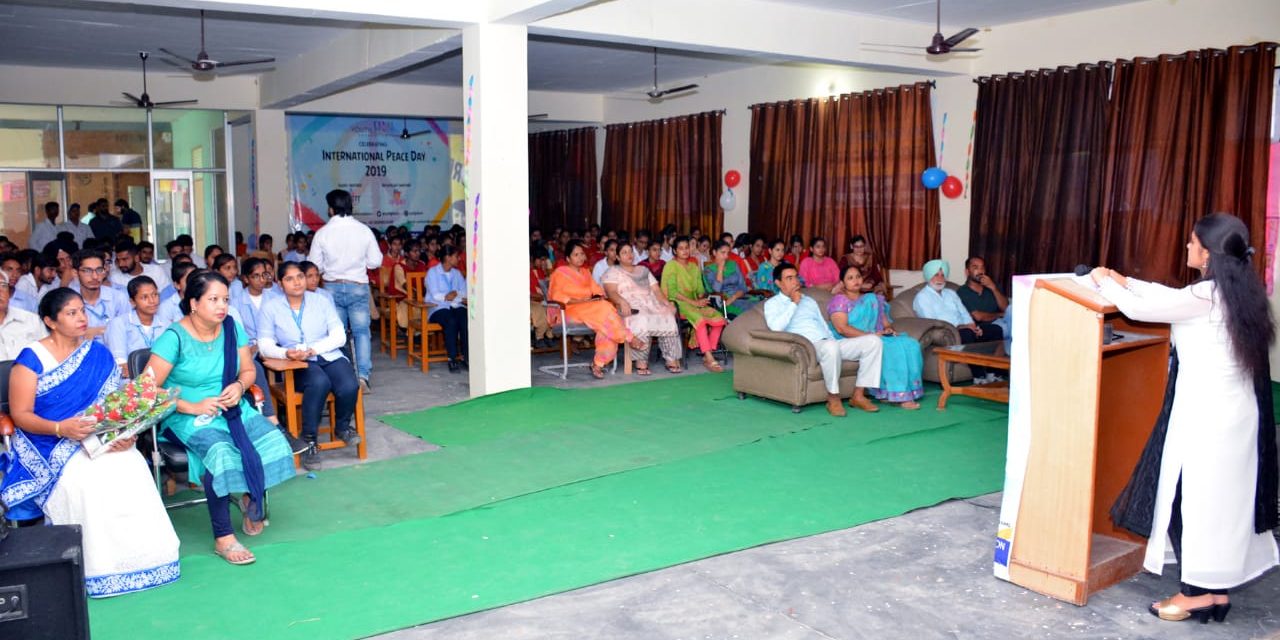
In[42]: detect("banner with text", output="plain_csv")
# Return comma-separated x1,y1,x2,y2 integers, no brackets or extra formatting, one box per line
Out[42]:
287,115,456,231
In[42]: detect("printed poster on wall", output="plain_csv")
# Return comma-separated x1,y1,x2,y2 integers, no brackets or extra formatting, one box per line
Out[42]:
287,115,456,231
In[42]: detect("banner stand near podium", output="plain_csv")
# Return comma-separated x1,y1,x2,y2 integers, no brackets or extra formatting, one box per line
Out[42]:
994,275,1170,605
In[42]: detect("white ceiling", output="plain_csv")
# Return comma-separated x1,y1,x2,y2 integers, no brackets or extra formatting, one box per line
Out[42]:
0,0,1151,94
0,0,362,72
390,38,766,93
772,0,1149,28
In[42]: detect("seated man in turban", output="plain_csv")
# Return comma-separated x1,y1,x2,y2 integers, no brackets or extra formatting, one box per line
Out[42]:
912,259,1004,379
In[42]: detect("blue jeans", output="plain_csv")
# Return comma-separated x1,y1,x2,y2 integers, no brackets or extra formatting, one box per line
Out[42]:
327,282,373,380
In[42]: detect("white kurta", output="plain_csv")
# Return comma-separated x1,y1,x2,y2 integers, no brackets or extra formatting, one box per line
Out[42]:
1099,278,1278,588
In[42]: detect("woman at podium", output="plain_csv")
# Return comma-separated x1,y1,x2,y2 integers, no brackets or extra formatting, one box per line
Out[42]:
1091,212,1278,623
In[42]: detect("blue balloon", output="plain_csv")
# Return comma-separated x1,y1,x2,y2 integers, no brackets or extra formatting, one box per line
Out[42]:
921,167,947,189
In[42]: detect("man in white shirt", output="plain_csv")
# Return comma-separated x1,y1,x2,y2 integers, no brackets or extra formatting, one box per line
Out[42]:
0,270,47,360
63,203,93,247
28,201,64,251
16,252,57,304
309,189,383,392
109,239,171,292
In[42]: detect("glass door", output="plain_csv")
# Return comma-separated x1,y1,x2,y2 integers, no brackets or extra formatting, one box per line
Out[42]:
151,170,193,257
27,172,67,249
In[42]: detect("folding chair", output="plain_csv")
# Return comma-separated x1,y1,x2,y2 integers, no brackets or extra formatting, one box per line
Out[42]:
128,349,266,510
537,299,619,379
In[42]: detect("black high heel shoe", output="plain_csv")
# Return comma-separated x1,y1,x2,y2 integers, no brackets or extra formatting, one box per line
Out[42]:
1149,597,1214,623
1211,603,1231,623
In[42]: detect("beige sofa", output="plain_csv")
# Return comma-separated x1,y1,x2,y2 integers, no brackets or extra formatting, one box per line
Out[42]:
722,287,963,412
890,282,975,384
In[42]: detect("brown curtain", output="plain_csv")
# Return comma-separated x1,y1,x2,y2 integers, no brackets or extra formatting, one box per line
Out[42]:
969,65,1110,284
747,82,939,270
600,111,722,235
528,127,598,231
1099,45,1276,284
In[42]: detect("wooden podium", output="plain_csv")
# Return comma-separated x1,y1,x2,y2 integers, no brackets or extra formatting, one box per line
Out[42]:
1009,278,1170,605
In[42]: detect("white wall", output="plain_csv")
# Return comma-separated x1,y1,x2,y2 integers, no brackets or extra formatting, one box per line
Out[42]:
0,63,260,110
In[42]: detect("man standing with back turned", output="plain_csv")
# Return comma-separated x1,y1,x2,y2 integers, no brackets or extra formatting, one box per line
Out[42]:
309,189,382,393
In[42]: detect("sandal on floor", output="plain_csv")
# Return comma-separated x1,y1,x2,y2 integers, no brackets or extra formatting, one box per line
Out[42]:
590,364,606,379
703,359,724,373
664,361,683,374
635,365,652,376
214,541,256,565
239,495,268,536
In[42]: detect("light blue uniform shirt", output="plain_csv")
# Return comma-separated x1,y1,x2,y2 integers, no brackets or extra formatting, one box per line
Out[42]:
257,291,347,362
426,264,466,310
159,283,177,302
156,295,183,326
104,309,170,365
911,286,972,327
310,286,334,304
231,291,266,345
69,283,130,342
763,294,834,344
9,287,38,314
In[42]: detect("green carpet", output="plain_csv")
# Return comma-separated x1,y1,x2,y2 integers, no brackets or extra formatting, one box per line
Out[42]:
89,374,1009,639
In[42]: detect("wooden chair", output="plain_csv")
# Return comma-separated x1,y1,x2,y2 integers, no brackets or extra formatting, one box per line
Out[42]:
262,357,368,467
373,265,399,357
405,274,450,372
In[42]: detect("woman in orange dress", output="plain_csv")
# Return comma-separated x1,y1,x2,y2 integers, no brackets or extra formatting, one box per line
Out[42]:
549,240,645,379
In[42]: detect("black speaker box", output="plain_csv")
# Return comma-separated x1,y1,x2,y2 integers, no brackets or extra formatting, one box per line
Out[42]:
0,524,89,640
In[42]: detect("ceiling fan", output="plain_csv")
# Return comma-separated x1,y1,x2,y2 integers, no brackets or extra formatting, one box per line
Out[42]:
645,48,698,100
865,0,981,56
160,10,276,73
121,51,197,110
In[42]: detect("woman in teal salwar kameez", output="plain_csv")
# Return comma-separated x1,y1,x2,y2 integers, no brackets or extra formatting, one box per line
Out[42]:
827,265,924,409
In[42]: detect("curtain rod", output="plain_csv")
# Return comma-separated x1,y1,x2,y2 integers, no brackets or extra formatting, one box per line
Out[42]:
747,80,936,110
602,109,726,129
974,42,1278,83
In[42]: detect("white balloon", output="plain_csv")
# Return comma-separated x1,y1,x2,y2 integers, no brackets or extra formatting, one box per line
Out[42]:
719,189,736,211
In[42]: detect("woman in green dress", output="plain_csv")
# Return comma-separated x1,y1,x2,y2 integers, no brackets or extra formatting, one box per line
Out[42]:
146,271,295,566
661,236,727,372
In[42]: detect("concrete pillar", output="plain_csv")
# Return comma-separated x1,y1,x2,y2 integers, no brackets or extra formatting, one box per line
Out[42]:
462,23,531,396
252,109,291,243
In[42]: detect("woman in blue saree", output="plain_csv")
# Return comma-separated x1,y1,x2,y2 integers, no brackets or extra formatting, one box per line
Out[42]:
827,265,924,409
0,288,180,597
146,271,294,566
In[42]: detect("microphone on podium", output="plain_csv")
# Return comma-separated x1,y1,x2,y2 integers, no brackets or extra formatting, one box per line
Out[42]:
1073,264,1091,277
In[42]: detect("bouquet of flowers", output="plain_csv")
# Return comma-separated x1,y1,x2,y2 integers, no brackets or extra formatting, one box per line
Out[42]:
80,371,180,459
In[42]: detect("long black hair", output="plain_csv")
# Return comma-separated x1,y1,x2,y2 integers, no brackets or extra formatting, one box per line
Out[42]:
38,287,82,326
180,270,230,316
1195,212,1274,378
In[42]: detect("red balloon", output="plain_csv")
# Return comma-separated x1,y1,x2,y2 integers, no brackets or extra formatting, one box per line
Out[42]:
724,170,741,188
941,176,963,199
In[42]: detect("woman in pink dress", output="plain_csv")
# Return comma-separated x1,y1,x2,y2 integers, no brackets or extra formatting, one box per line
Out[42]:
798,237,840,289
